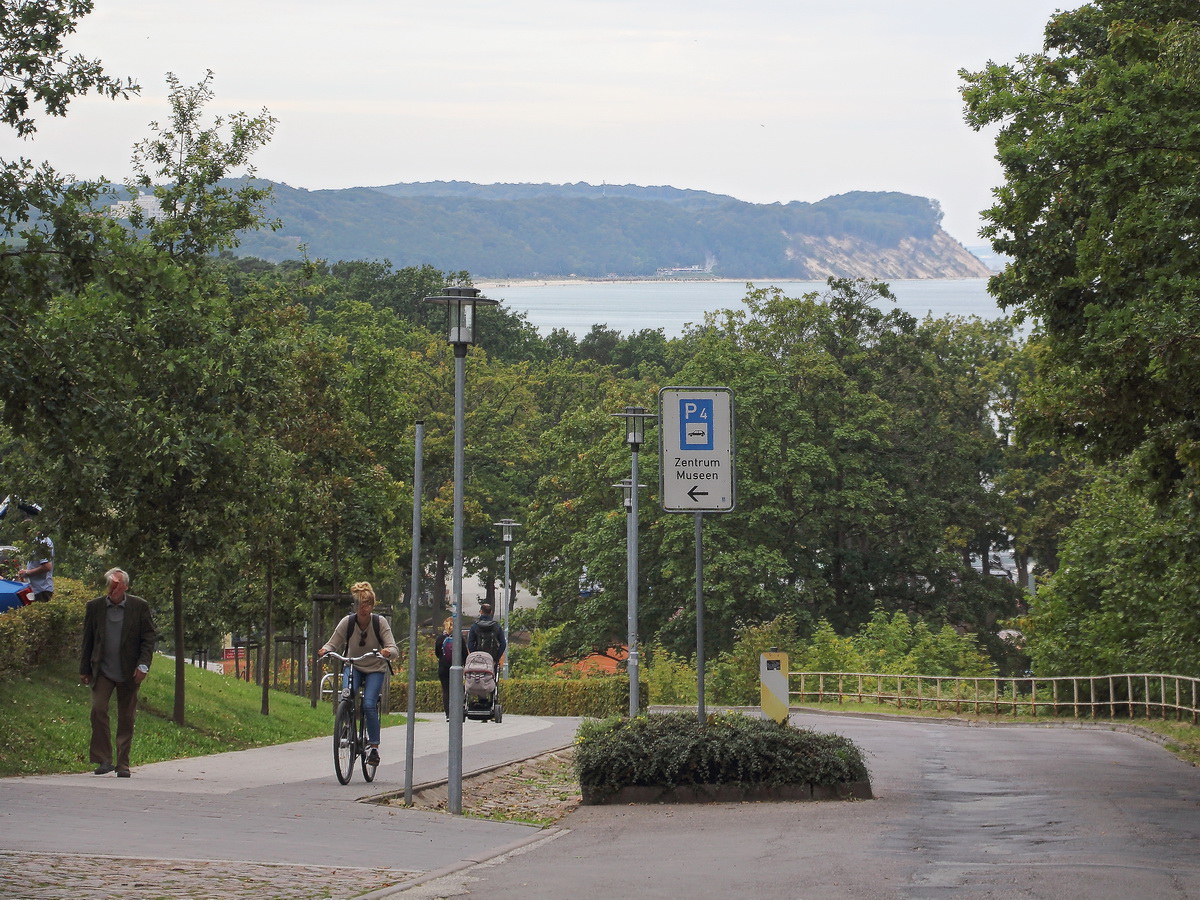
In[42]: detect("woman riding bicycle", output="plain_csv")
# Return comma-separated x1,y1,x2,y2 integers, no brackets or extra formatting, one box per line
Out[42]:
318,582,398,766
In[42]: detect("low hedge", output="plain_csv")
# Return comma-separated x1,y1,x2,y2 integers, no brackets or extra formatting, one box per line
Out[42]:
0,578,91,678
390,676,647,718
574,712,870,802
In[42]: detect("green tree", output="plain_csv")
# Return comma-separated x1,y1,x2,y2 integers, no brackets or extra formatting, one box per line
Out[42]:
128,70,277,259
0,0,136,139
17,74,282,725
1,0,137,426
961,1,1200,497
962,0,1200,677
1023,460,1200,676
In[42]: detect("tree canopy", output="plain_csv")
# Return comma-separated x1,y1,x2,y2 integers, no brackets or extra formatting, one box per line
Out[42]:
962,0,1200,497
962,0,1200,676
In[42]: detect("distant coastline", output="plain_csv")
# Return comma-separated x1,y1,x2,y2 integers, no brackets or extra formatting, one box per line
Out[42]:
475,274,994,290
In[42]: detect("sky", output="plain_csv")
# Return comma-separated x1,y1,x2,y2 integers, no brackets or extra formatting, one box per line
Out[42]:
7,0,1081,246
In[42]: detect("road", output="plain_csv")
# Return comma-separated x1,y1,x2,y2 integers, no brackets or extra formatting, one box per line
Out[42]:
2,710,1199,899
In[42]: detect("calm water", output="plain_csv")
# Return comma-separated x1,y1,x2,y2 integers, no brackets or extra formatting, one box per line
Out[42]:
486,278,1001,338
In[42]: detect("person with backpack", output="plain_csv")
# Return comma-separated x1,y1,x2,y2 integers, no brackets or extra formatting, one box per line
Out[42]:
434,617,465,720
318,582,398,766
468,602,507,674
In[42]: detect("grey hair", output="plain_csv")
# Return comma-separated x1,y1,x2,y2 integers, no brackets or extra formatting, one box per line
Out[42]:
104,567,129,587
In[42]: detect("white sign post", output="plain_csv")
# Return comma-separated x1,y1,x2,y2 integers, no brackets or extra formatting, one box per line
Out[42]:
659,387,735,723
658,387,735,513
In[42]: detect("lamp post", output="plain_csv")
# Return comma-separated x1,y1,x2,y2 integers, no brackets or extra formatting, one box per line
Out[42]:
423,286,497,815
610,405,657,717
492,518,521,679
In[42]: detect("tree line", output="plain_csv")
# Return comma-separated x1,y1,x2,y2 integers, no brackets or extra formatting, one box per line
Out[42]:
4,1,1198,735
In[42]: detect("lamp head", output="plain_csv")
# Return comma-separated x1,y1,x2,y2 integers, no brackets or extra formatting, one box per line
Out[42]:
423,287,499,346
610,405,657,449
493,517,522,543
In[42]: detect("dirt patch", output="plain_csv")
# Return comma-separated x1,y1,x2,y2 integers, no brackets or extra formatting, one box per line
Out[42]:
387,748,581,825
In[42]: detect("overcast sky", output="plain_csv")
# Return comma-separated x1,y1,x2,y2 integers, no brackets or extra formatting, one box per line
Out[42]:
6,1,1079,246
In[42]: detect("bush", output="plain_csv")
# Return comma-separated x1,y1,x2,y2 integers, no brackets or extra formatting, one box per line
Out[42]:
0,577,91,678
389,675,646,717
645,642,698,705
705,615,806,705
573,711,869,802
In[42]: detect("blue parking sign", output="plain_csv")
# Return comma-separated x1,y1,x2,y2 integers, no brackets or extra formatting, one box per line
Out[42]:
680,398,714,450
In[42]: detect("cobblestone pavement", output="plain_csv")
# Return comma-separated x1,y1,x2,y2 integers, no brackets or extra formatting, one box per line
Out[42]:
0,852,415,900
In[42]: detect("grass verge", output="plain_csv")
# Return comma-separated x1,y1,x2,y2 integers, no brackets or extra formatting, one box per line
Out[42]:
0,655,405,777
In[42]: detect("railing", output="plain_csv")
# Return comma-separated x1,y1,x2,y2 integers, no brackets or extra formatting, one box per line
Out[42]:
791,671,1200,724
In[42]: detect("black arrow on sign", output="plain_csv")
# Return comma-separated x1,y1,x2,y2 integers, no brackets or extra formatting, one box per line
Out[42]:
687,486,709,502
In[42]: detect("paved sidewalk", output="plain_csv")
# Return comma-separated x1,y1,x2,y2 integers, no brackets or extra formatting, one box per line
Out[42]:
5,711,1200,899
0,714,580,900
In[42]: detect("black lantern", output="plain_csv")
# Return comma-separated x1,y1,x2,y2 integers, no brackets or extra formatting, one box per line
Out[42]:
611,405,657,450
423,286,498,348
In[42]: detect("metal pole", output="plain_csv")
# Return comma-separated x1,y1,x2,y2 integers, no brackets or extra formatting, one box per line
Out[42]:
628,446,640,716
696,511,705,723
502,541,512,679
404,421,423,805
448,347,466,814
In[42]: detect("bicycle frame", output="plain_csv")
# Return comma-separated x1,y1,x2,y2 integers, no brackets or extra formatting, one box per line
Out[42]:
324,650,382,785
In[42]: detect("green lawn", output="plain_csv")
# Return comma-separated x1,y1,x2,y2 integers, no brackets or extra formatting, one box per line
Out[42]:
0,656,406,777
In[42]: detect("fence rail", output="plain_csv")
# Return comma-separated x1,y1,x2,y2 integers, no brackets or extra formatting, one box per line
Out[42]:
791,671,1200,724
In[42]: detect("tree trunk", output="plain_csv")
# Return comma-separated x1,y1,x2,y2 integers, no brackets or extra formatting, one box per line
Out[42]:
173,569,185,726
261,555,273,716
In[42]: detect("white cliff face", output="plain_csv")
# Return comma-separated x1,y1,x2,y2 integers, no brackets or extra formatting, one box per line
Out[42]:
783,228,992,280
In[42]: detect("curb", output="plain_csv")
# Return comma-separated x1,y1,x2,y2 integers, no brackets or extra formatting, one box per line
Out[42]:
356,828,570,898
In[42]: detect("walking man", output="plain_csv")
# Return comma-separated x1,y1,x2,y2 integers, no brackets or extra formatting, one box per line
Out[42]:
79,568,157,777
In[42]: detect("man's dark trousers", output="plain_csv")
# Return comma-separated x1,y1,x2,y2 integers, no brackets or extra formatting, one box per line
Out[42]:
90,672,140,770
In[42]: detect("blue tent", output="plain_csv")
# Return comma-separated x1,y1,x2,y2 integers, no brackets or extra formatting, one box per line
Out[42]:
0,579,32,614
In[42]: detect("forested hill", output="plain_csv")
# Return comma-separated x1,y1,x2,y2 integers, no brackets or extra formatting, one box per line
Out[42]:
227,181,990,279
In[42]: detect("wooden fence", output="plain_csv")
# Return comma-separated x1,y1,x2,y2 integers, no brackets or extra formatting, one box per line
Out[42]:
791,671,1200,724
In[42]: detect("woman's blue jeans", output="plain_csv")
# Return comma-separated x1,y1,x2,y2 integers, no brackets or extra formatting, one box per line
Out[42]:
342,668,386,745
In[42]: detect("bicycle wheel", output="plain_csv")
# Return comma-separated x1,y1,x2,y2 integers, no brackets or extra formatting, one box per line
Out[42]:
333,700,356,785
360,696,379,782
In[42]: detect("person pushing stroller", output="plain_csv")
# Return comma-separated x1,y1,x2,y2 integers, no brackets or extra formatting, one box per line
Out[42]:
464,602,506,722
467,602,506,673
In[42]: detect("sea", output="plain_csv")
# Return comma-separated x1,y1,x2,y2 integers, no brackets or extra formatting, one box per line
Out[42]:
483,278,1003,338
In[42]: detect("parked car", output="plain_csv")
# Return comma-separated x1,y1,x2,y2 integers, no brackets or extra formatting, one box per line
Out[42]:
0,577,32,614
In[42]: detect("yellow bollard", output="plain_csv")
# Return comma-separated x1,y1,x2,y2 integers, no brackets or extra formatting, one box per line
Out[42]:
760,650,789,723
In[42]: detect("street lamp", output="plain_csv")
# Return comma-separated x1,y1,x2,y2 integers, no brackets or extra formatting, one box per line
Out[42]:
424,286,497,815
492,518,521,679
610,405,657,717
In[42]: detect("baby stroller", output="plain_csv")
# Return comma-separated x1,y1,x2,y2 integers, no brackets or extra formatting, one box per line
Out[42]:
463,650,502,723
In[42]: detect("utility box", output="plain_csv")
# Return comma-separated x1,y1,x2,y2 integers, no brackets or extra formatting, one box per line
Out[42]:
760,650,789,723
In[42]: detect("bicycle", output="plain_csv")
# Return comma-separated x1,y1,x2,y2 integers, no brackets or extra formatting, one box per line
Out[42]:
322,650,384,785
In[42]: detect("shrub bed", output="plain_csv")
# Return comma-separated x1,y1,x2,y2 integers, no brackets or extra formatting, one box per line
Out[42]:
573,711,871,804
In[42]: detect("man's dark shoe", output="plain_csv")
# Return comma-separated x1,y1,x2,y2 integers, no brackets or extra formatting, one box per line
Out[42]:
116,768,131,778
93,764,115,775
366,747,380,766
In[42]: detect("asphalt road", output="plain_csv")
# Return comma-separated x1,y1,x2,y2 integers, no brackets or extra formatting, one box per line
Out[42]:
2,710,1199,899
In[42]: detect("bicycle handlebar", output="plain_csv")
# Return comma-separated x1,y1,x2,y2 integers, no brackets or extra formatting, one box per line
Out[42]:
323,649,383,666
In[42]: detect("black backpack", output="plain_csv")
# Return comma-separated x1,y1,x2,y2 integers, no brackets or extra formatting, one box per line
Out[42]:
474,619,503,655
343,613,383,647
